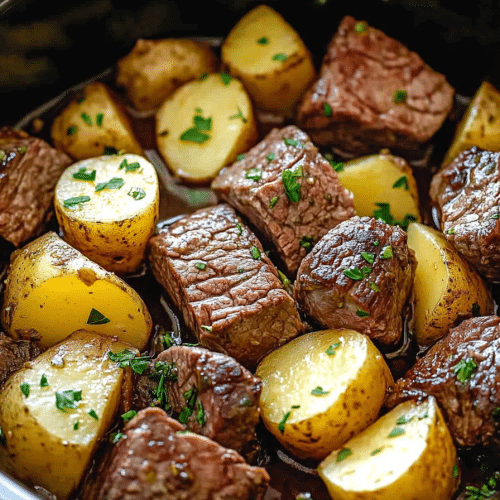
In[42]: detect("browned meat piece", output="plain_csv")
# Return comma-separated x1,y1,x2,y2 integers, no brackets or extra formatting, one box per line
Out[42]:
295,16,454,156
134,345,262,453
98,407,269,500
386,316,500,447
148,204,303,368
294,216,414,345
430,146,500,282
0,333,41,388
211,125,355,275
0,127,72,247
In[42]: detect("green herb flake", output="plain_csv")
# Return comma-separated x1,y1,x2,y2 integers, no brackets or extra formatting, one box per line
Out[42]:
369,282,380,292
229,107,247,122
236,222,243,235
66,126,78,136
73,421,79,431
238,267,245,273
237,153,246,161
80,112,93,126
278,411,291,434
0,426,5,446
393,90,408,104
195,400,206,427
336,447,352,462
110,432,124,443
250,245,261,260
283,138,303,148
453,357,478,384
179,127,210,144
200,73,209,81
393,175,409,190
95,113,104,127
88,409,99,420
343,267,363,280
272,53,288,62
361,252,374,264
73,168,96,182
331,161,344,172
380,246,393,259
370,448,382,456
300,236,314,253
201,325,213,332
20,383,30,397
281,164,303,202
266,152,276,162
311,386,329,396
121,410,137,422
87,308,110,325
373,241,380,246
179,407,192,424
128,187,146,200
193,114,212,131
76,96,86,104
356,308,370,318
220,73,234,85
447,227,456,235
323,102,333,117
195,262,207,270
354,21,368,33
278,270,291,288
372,203,417,231
55,389,82,412
472,302,481,317
257,36,269,45
125,161,141,173
452,464,459,479
162,333,174,349
388,427,405,438
40,374,49,388
103,146,119,155
291,405,301,409
63,196,91,208
326,342,341,356
95,177,124,192
396,415,414,425
270,196,279,208
418,411,429,420
245,168,262,182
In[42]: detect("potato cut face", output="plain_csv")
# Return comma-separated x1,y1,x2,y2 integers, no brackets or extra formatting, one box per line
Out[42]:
156,73,257,182
0,331,132,499
407,222,493,345
337,153,421,223
443,81,500,166
256,329,393,460
319,397,458,500
1,232,152,349
54,154,159,274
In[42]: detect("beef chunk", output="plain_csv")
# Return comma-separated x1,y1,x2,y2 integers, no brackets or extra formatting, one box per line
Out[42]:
211,125,355,275
385,316,500,447
148,204,303,368
294,216,414,345
0,333,41,388
0,127,72,247
430,146,500,282
295,16,454,157
134,345,262,453
98,407,269,500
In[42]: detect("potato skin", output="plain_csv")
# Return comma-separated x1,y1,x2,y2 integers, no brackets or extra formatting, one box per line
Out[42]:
51,82,143,160
117,38,219,111
256,329,393,461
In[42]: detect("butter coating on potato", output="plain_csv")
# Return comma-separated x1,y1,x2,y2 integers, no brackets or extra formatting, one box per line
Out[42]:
54,153,159,275
256,329,393,461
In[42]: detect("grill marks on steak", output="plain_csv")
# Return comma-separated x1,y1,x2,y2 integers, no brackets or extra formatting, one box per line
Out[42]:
148,204,303,368
294,216,414,345
0,333,41,389
430,147,500,282
295,16,454,156
385,316,500,448
98,407,269,500
212,125,355,275
0,127,72,247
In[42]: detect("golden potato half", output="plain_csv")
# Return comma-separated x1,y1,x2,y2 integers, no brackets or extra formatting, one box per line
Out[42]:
51,81,143,160
1,231,152,349
337,153,421,223
318,397,459,500
407,222,493,345
256,329,393,461
156,72,258,182
0,331,133,500
54,153,159,274
221,4,316,115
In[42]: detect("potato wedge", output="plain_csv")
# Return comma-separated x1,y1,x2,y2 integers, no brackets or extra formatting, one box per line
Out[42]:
318,397,459,500
54,154,159,274
155,72,258,182
256,329,393,461
1,231,152,349
336,153,421,224
116,38,219,111
221,5,316,115
443,81,500,166
407,222,493,346
0,330,133,500
51,82,143,160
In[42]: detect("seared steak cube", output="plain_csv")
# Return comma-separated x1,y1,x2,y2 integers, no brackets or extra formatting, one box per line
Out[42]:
148,204,303,368
98,407,269,500
212,125,355,275
294,216,414,345
386,316,500,448
295,16,454,156
0,127,72,247
0,333,41,389
430,146,500,282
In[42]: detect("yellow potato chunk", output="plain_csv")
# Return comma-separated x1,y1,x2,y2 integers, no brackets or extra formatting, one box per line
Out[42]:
0,331,133,500
407,222,493,346
1,232,152,349
54,154,159,274
156,73,258,182
337,153,421,223
116,38,219,111
256,329,393,461
443,81,500,166
51,82,143,160
221,5,316,115
318,397,459,500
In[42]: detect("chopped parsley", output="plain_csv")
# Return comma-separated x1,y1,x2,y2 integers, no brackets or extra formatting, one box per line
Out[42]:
464,473,500,499
55,389,82,412
300,236,314,252
110,432,124,443
250,245,261,259
354,21,368,33
238,267,245,273
283,138,303,148
266,152,276,162
87,308,110,325
80,112,92,125
195,262,207,270
178,387,199,424
119,158,141,172
73,167,96,181
236,222,243,235
356,308,370,318
96,113,104,127
311,386,329,396
108,349,151,375
201,325,213,332
103,146,119,155
121,410,137,422
393,175,409,190
162,333,174,349
369,282,380,292
272,53,288,61
195,400,206,427
343,266,371,280
453,357,478,384
396,415,414,425
20,383,30,397
372,203,417,230
336,447,352,462
447,227,456,235
281,164,303,202
193,114,212,131
393,90,408,104
229,107,247,122
270,196,279,208
63,196,91,208
323,102,333,116
361,252,374,264
180,111,212,144
95,177,124,192
245,168,262,181
17,146,27,154
128,187,146,200
40,374,49,387
278,270,291,288
380,246,393,259
88,409,99,420
257,36,269,45
220,73,234,85
200,73,209,81
291,405,301,409
66,125,77,136
331,161,344,172
326,342,341,356
73,421,80,430
388,427,405,438
452,464,459,479
278,411,291,434
237,154,246,161
371,448,383,456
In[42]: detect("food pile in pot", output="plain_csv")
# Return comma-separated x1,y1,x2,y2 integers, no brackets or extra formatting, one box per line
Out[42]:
2,5,500,500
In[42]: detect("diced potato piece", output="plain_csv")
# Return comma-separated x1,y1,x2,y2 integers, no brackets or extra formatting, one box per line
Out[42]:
443,81,500,166
51,82,143,160
256,329,393,461
155,73,258,182
221,5,316,115
407,222,493,346
0,330,133,500
318,397,459,500
116,38,219,111
54,154,159,274
337,153,421,223
1,232,152,349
